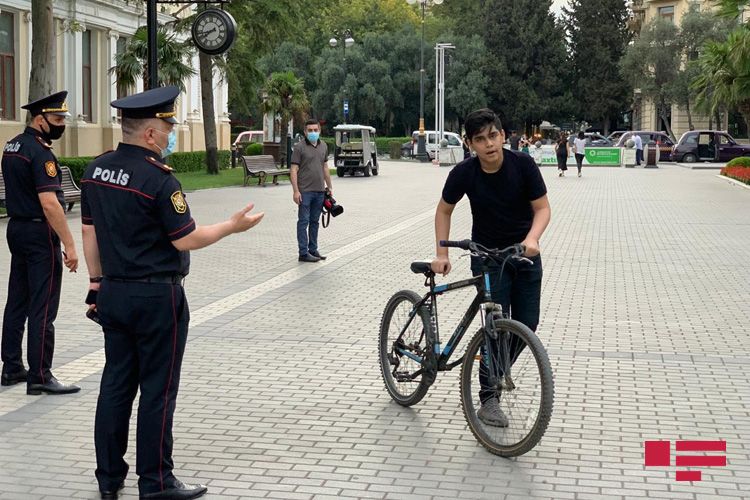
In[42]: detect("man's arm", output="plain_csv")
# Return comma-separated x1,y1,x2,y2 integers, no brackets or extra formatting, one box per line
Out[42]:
431,199,456,275
290,164,301,205
39,192,78,272
82,224,102,303
521,195,551,257
172,203,264,252
322,161,332,194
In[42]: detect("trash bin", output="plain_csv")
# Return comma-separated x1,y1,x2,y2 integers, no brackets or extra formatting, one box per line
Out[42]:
262,142,280,163
645,142,660,168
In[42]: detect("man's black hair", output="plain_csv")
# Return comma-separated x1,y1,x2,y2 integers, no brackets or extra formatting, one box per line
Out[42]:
578,131,585,139
464,109,504,142
304,118,320,129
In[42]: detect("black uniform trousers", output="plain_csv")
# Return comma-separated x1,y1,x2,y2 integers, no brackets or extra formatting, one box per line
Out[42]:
94,279,189,495
1,219,62,383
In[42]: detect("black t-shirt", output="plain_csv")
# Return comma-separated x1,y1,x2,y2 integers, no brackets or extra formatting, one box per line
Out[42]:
81,143,195,279
509,135,521,150
441,150,547,250
1,127,65,218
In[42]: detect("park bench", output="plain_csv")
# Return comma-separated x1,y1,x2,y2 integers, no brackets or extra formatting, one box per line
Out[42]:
0,165,80,212
241,155,290,187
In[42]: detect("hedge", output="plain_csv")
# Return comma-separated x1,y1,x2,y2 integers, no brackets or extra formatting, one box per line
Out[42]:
725,156,750,168
243,143,263,155
59,150,232,182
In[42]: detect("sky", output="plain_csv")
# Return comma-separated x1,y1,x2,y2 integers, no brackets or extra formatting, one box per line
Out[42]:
551,0,569,15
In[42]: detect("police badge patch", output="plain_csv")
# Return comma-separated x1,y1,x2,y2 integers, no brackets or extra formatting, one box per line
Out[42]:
171,191,187,214
45,161,57,177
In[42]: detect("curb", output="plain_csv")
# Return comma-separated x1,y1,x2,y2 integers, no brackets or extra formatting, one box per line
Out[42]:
715,174,750,191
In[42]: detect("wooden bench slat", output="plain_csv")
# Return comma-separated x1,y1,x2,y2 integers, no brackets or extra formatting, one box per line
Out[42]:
241,155,290,187
0,164,80,212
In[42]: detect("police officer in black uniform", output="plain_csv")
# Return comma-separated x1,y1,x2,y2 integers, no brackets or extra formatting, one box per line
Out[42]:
1,91,81,394
81,86,264,500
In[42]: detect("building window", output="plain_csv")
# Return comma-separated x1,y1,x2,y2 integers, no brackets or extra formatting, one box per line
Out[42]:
0,12,15,121
658,6,675,23
82,30,92,121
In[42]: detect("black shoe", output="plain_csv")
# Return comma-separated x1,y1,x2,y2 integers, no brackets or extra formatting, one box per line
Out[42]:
27,377,81,395
309,251,327,260
298,253,321,263
101,482,125,499
1,368,28,386
140,481,208,499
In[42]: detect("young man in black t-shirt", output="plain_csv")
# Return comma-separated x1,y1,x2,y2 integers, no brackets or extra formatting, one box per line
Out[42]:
431,109,551,427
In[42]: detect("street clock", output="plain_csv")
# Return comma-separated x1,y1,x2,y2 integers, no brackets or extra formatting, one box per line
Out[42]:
191,8,237,56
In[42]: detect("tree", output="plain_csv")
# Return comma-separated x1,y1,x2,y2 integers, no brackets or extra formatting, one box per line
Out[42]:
111,26,195,92
28,0,55,102
261,72,310,166
620,19,680,139
564,0,631,134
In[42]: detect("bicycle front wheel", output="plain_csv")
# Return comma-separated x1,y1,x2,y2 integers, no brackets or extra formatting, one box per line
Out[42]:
379,290,432,406
459,319,554,456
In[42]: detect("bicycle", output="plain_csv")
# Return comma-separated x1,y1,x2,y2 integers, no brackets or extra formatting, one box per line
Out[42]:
379,239,554,457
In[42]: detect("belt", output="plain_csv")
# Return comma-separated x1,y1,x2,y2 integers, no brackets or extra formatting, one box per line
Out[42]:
104,274,185,285
10,217,46,223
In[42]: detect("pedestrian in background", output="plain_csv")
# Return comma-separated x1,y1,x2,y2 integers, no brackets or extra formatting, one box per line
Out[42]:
520,136,530,155
573,131,586,177
555,133,569,177
82,86,264,500
1,91,80,395
508,130,520,151
633,134,643,166
291,118,333,263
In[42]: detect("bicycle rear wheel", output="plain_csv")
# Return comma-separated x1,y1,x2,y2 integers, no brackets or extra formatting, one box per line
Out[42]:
459,319,554,456
379,290,432,406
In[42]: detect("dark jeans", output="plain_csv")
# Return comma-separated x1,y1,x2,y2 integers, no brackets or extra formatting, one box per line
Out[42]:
635,148,643,165
297,191,324,256
471,254,543,404
574,153,584,172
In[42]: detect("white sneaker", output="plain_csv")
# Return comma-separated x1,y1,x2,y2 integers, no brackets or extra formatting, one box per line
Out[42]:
477,398,509,427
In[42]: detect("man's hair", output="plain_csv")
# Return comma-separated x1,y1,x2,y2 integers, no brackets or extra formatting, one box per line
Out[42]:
121,117,151,139
464,109,503,141
578,131,585,139
304,118,320,130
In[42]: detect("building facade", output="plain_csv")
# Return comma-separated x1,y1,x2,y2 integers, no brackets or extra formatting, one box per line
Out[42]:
629,0,727,138
0,0,231,157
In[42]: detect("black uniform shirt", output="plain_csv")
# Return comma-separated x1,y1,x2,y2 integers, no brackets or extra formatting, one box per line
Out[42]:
441,150,547,250
81,143,196,279
1,127,65,218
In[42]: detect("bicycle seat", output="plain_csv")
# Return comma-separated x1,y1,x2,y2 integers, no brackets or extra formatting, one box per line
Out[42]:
410,261,434,275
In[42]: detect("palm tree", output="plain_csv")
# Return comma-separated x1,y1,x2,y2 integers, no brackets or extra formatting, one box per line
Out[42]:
111,26,195,93
261,72,310,166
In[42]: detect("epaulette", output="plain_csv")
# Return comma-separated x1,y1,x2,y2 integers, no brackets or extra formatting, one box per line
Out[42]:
145,156,174,173
35,136,52,149
95,149,114,159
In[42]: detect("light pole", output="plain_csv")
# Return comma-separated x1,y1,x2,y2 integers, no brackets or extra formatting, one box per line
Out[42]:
329,29,355,124
407,0,443,162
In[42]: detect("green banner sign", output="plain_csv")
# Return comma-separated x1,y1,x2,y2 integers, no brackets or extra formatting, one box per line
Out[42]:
584,147,621,165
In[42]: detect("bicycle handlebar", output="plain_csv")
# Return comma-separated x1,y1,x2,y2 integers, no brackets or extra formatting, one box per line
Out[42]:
439,240,527,257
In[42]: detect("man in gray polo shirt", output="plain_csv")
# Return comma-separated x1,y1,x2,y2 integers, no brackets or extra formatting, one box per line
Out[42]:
291,118,333,262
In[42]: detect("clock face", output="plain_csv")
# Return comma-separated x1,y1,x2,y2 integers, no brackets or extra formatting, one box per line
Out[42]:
192,9,237,56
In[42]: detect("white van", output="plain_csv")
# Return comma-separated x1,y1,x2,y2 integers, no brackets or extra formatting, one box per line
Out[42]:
411,130,463,159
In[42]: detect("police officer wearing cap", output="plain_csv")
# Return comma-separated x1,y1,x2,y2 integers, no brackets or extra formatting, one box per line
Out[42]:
1,91,81,394
81,86,264,500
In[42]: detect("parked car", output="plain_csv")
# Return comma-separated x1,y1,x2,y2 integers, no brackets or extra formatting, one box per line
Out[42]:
671,130,750,163
607,130,628,143
567,132,612,147
403,131,463,159
232,130,264,162
615,131,675,160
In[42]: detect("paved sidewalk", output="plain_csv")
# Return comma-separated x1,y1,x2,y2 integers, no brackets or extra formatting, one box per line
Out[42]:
0,162,748,499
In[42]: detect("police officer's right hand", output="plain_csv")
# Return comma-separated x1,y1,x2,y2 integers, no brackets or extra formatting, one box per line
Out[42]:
230,203,265,233
431,256,451,276
63,246,79,272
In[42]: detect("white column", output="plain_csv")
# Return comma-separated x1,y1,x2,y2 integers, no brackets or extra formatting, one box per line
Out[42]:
107,29,119,121
189,54,201,120
21,10,32,108
65,21,84,122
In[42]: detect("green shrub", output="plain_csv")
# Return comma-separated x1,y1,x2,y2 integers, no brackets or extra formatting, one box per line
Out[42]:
58,157,95,183
243,143,263,155
376,136,410,153
389,141,402,159
725,156,750,168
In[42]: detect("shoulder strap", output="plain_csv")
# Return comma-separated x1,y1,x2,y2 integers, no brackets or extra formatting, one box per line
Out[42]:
145,156,174,173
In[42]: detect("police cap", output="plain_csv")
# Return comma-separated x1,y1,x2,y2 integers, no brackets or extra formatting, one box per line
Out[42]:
111,86,180,124
21,91,71,117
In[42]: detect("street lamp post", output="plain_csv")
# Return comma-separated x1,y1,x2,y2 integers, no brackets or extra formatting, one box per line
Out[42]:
407,0,443,162
329,29,355,124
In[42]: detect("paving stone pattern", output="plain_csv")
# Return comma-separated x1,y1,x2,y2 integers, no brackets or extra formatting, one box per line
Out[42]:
0,161,748,499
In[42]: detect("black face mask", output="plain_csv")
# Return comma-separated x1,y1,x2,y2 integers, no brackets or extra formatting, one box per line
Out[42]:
42,115,66,141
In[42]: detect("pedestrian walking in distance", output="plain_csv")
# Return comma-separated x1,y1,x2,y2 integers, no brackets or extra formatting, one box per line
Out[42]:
82,86,264,500
555,133,569,177
1,91,81,395
573,131,586,177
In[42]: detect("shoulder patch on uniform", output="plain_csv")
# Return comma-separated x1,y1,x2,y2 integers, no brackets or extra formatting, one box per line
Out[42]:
95,149,114,159
45,161,57,177
35,136,52,149
145,156,173,173
171,191,187,214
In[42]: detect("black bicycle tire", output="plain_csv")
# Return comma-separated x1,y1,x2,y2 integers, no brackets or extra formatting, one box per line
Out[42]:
459,319,554,456
379,290,432,406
